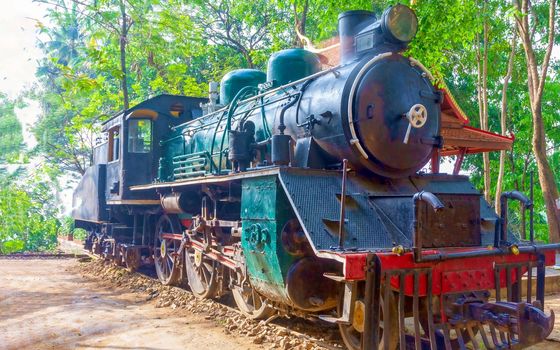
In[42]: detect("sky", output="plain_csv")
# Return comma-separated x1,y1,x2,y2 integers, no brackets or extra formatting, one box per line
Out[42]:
0,0,49,149
0,0,77,213
0,0,47,97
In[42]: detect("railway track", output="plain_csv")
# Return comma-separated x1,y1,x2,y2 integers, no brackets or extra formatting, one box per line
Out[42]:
0,252,88,259
3,251,560,349
71,249,560,350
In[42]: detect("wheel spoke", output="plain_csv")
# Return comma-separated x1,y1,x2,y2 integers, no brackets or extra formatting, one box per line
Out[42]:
165,256,171,275
251,290,258,310
162,257,168,276
200,265,210,285
166,256,173,276
202,261,213,273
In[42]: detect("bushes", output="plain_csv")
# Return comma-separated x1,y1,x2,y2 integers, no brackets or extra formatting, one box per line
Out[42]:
0,169,61,254
59,216,88,241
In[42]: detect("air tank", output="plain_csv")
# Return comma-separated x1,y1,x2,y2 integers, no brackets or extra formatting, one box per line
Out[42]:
220,69,266,105
266,49,321,87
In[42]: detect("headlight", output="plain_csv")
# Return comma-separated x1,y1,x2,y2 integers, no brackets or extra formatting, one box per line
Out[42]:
382,4,418,43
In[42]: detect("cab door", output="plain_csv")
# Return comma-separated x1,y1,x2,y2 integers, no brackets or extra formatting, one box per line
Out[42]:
124,117,153,189
106,125,122,201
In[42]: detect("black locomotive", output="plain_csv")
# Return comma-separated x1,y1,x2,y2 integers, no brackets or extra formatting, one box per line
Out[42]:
73,4,557,349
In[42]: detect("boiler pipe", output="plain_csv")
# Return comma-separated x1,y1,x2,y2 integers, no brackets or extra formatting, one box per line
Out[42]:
412,191,444,262
338,159,349,249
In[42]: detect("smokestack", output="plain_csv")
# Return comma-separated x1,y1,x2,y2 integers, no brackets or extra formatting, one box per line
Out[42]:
337,10,376,64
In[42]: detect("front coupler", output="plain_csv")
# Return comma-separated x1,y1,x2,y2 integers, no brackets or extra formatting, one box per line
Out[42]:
463,300,554,348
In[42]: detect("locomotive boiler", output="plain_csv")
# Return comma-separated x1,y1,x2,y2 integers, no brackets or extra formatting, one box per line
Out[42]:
73,4,558,349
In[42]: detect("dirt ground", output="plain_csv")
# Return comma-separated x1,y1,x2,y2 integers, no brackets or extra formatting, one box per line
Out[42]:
1,257,560,350
0,258,262,350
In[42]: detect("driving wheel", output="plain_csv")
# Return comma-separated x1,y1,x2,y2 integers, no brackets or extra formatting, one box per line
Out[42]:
153,214,182,285
339,286,399,350
232,280,274,320
184,243,218,299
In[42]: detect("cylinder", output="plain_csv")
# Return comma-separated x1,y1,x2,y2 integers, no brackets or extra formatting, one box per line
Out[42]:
161,193,188,214
338,10,376,64
285,257,339,311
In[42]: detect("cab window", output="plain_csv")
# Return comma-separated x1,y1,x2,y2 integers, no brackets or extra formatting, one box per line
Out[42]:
128,119,152,153
108,127,120,162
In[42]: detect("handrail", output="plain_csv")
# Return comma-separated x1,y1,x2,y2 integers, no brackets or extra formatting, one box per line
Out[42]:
411,191,444,262
496,190,533,247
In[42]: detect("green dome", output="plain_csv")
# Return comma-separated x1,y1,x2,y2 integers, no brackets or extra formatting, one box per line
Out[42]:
220,69,266,105
267,49,322,87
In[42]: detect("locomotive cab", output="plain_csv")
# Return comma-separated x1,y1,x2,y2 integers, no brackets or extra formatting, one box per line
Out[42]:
101,95,206,202
72,94,206,224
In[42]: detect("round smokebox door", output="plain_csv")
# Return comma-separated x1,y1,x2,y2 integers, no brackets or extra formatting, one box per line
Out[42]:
352,55,440,175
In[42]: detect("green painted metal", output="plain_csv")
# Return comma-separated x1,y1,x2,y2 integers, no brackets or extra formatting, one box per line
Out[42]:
219,69,266,105
240,175,298,304
156,51,319,182
266,49,321,87
157,89,274,182
158,129,185,182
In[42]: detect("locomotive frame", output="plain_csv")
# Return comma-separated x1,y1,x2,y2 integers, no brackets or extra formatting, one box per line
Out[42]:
73,4,558,350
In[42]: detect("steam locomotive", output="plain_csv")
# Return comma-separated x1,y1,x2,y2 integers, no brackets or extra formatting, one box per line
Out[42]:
73,4,557,349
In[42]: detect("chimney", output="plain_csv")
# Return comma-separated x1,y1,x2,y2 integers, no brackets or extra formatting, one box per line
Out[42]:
337,10,376,64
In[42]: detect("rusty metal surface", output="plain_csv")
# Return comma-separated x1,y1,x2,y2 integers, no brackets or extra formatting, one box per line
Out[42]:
416,194,481,248
285,257,339,311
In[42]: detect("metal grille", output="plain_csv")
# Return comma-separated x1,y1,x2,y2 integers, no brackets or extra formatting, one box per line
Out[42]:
279,170,394,251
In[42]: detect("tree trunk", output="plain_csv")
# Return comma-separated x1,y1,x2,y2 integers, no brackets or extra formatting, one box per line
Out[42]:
532,103,560,242
476,5,491,204
119,0,129,111
515,0,560,242
293,0,310,48
242,50,254,68
495,32,517,212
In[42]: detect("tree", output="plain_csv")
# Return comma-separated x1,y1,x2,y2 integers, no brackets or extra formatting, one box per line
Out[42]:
292,0,310,47
514,0,560,242
118,0,131,110
476,0,492,203
0,168,61,254
495,31,517,212
0,93,24,162
190,0,282,68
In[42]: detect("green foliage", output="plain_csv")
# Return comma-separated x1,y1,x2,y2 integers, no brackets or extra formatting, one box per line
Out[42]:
0,93,24,162
59,216,88,241
0,167,61,254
